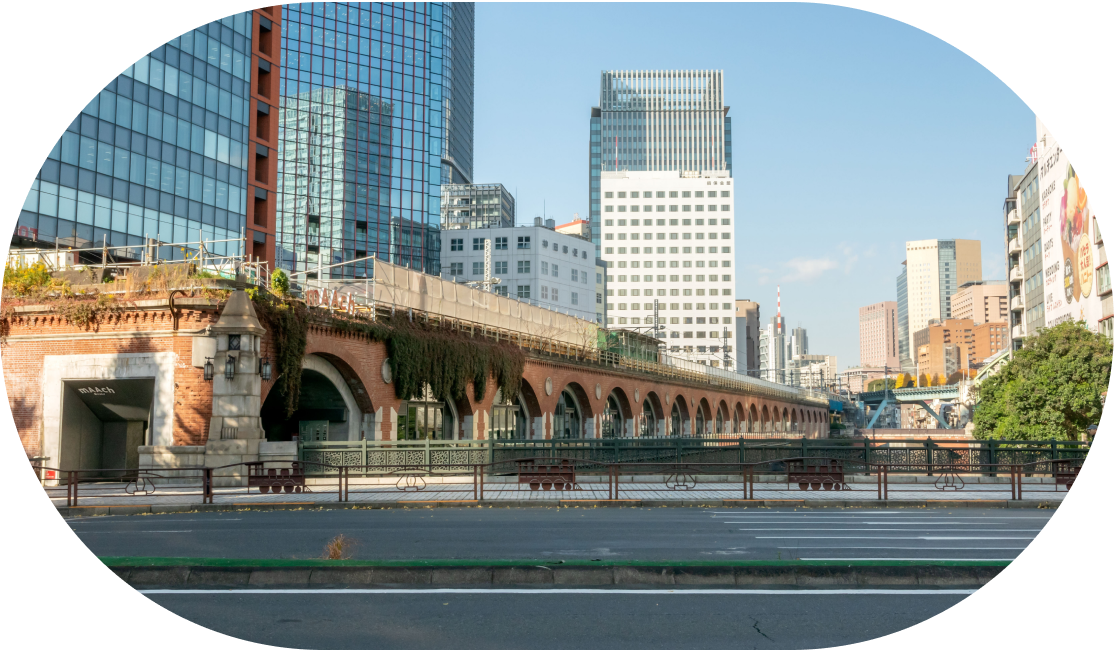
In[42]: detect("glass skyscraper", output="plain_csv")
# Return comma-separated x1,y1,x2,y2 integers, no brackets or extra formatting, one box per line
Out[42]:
588,70,732,255
16,12,255,260
276,2,473,278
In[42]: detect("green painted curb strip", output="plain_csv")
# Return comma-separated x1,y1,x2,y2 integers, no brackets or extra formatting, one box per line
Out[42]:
100,556,1011,569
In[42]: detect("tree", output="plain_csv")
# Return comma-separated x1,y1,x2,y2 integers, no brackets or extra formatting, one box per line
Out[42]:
894,373,913,389
973,321,1111,441
271,269,291,297
866,378,896,392
918,373,929,387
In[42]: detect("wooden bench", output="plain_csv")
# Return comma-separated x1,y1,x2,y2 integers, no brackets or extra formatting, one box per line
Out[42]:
1055,464,1080,491
247,462,307,494
516,459,578,491
787,459,849,491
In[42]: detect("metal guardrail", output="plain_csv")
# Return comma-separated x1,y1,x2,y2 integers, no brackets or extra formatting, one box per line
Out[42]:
297,437,1090,475
34,455,1085,507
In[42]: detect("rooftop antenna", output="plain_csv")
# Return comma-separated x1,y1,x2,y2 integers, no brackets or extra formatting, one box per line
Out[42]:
777,285,782,335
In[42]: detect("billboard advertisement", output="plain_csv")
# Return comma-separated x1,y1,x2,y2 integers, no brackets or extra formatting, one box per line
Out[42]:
1036,118,1101,329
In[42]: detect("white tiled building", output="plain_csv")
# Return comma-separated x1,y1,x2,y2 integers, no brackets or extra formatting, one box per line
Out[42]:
439,221,600,323
599,169,735,361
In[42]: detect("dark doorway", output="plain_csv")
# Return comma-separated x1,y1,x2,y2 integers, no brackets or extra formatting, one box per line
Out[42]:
261,369,350,442
59,379,153,473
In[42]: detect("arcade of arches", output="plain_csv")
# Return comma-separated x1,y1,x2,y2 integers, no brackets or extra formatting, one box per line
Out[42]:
273,327,831,442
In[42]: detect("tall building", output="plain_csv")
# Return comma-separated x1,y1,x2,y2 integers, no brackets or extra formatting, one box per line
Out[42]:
599,169,735,360
14,10,265,262
950,281,1008,325
787,326,808,359
275,3,474,279
441,183,515,230
896,262,912,371
759,292,786,382
790,355,837,390
900,239,982,358
1004,163,1038,349
733,299,761,376
859,301,899,370
589,70,732,257
913,318,975,379
14,4,475,281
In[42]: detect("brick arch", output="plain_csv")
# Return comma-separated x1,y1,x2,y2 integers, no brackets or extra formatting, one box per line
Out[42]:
669,394,691,436
643,390,666,421
516,376,543,420
716,399,730,434
761,404,771,431
560,381,595,420
733,401,745,434
607,386,636,420
749,404,760,432
303,347,376,414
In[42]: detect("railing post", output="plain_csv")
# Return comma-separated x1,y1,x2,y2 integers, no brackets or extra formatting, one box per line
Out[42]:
425,437,431,472
1051,439,1058,462
989,439,997,477
68,470,76,507
202,468,213,505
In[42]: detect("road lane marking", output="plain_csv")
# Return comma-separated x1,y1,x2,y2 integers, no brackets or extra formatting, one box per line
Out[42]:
140,588,978,596
73,530,193,534
796,558,1014,561
755,536,1036,540
778,547,1028,550
735,528,1041,532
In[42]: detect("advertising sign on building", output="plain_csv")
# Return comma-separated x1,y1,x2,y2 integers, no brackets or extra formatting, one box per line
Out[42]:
1037,118,1101,329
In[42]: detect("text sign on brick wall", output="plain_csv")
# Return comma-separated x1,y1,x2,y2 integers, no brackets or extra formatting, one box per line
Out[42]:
305,288,357,314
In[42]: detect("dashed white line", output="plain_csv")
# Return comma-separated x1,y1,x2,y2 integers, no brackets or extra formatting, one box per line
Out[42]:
140,588,978,596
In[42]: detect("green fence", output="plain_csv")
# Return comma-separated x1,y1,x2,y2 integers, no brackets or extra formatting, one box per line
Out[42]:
298,437,1090,475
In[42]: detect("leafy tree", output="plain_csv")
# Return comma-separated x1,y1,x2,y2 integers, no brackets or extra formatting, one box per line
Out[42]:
894,373,913,388
271,269,291,297
918,373,930,387
866,378,896,392
974,321,1111,440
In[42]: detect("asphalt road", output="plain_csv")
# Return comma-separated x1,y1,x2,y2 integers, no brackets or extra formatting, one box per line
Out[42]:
67,507,1054,561
145,588,969,650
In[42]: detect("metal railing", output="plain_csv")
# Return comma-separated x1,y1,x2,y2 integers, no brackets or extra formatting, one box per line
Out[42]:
34,454,1085,507
297,437,1089,476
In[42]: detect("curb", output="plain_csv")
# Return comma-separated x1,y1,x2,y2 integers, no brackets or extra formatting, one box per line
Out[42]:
56,498,1060,517
105,558,1008,588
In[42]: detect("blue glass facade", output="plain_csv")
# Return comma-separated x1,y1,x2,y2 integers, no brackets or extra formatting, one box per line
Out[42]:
16,13,254,260
275,2,473,278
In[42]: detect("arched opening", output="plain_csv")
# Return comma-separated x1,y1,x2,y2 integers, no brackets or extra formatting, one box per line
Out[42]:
398,384,458,440
669,396,690,436
694,403,707,437
791,408,799,433
783,408,790,433
640,398,658,437
491,387,530,440
749,404,759,433
554,388,583,439
262,362,361,442
601,392,625,439
714,403,725,434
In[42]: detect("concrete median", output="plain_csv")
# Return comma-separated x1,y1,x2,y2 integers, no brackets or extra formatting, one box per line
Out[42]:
105,557,1007,588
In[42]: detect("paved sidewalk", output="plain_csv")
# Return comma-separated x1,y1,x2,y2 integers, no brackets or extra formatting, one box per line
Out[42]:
47,480,1067,509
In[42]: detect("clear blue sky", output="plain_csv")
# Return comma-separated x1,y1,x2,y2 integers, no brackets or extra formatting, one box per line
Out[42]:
474,2,1035,371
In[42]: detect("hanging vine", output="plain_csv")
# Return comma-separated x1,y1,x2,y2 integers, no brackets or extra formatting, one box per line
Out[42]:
252,293,525,416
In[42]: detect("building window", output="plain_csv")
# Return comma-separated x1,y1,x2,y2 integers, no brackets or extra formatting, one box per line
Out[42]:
473,238,484,251
449,262,464,275
517,260,531,273
450,238,463,251
552,288,559,301
572,292,579,305
495,261,508,274
494,286,508,297
541,261,549,274
605,206,614,212
517,236,531,249
472,262,483,276
605,192,614,198
541,286,549,300
517,285,531,299
495,237,508,250
571,269,579,282
552,264,559,277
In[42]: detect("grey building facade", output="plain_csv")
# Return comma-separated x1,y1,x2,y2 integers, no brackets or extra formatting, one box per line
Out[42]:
441,183,515,230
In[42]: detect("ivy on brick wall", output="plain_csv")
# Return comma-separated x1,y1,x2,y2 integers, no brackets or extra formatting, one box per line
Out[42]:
252,293,525,417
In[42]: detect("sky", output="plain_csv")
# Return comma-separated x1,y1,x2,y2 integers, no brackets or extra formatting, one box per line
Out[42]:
473,2,1036,371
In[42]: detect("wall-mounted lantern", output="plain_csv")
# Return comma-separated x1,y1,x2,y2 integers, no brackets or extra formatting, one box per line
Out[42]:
225,355,237,380
259,356,272,381
204,357,214,382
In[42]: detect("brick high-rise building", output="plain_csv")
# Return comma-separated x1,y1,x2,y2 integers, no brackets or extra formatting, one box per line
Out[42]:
858,301,898,370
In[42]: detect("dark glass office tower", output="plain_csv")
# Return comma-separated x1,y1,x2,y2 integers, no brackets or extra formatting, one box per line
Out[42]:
276,2,473,278
15,12,256,260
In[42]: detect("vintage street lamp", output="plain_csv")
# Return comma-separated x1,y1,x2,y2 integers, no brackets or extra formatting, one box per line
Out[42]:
225,355,237,380
259,356,272,381
203,357,214,382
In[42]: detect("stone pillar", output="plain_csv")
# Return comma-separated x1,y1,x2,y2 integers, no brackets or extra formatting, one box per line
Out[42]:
202,287,269,486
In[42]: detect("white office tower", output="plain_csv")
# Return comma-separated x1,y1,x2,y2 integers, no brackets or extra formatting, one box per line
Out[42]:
596,70,734,365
